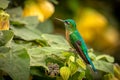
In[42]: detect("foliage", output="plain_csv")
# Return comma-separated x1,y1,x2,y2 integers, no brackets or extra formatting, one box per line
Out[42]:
0,0,120,80
0,0,9,9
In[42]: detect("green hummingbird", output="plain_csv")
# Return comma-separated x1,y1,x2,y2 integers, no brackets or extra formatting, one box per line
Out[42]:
56,18,96,72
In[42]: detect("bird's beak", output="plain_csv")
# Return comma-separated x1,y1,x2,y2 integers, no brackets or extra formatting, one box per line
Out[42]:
55,18,64,22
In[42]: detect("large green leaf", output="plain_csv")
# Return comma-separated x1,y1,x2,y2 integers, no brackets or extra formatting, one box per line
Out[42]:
28,47,65,69
96,55,114,63
17,16,40,33
0,46,30,80
42,34,70,50
0,0,9,9
7,7,22,18
12,40,40,49
10,17,49,46
93,60,113,73
37,20,54,33
9,14,40,35
0,30,14,46
11,26,43,41
22,16,39,28
10,16,41,35
11,25,48,46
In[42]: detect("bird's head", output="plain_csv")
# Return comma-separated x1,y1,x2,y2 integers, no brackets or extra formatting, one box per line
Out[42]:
56,18,77,32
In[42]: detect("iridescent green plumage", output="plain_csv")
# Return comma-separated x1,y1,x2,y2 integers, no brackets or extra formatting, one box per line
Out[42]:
56,18,96,72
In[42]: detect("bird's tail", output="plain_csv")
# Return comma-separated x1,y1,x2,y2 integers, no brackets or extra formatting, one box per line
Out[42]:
85,53,97,72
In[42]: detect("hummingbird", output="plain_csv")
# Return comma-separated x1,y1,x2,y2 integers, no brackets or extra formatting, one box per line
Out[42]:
56,18,97,72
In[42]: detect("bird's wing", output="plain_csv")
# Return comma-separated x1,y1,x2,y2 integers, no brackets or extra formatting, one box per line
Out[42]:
69,32,97,72
69,33,90,64
74,40,90,64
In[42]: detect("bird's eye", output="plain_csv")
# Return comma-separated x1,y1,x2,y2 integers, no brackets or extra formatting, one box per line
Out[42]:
65,21,70,25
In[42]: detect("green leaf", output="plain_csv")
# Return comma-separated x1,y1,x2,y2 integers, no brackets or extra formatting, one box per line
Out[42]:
0,46,30,80
69,62,78,76
37,20,54,33
11,26,43,41
15,16,40,33
60,66,71,80
85,66,93,80
23,16,39,26
10,17,51,47
10,17,49,46
93,60,113,73
103,74,117,80
10,16,42,36
96,55,114,63
10,19,26,27
28,47,65,69
28,47,48,69
42,34,70,50
0,46,10,53
76,58,86,70
114,64,120,80
12,40,40,49
21,16,39,32
0,0,9,9
7,7,22,18
0,30,14,46
88,49,96,61
69,71,85,80
30,66,46,77
78,71,85,80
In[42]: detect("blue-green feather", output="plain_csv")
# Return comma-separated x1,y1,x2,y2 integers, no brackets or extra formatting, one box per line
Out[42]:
69,30,96,72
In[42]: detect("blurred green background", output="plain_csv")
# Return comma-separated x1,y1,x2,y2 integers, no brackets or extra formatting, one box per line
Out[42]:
8,0,120,63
